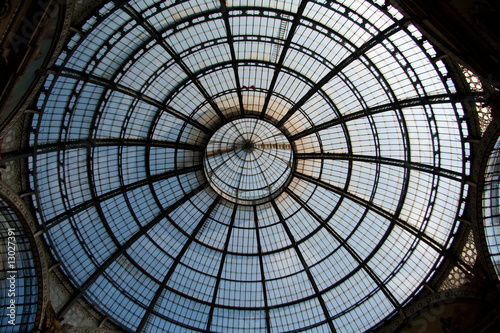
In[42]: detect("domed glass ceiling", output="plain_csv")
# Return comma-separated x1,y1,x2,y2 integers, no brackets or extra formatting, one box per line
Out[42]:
483,136,500,280
29,0,470,332
205,118,294,204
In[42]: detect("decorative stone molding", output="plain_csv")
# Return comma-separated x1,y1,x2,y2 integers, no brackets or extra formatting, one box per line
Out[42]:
0,180,118,331
0,0,22,44
67,329,121,333
0,119,23,191
72,0,109,27
49,268,120,331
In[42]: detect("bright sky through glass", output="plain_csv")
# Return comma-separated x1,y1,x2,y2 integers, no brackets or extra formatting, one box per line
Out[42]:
484,138,500,279
205,118,293,204
30,0,470,332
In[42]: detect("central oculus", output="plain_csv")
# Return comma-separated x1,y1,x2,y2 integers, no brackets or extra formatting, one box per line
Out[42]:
204,118,294,205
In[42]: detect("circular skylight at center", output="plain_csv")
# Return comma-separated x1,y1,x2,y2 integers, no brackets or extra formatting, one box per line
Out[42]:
204,118,294,204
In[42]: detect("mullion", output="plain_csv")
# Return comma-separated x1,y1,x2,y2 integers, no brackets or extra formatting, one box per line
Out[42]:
276,19,407,128
294,172,473,273
270,200,337,332
117,1,227,122
205,203,238,332
220,0,245,116
56,182,208,320
260,0,309,119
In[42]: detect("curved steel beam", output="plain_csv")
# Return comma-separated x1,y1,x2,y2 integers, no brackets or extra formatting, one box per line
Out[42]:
295,152,464,182
59,68,212,134
117,1,227,122
288,94,462,141
56,182,209,320
44,165,203,230
205,203,238,332
294,172,473,273
137,195,222,332
1,138,204,164
253,205,271,333
271,199,337,333
276,19,407,128
260,0,309,120
285,188,403,312
220,0,245,116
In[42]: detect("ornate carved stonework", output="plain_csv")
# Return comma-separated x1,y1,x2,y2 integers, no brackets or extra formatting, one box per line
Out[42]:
67,329,121,333
49,269,120,331
0,116,23,191
42,301,73,333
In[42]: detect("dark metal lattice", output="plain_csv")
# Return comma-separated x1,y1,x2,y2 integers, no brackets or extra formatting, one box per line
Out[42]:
28,0,472,332
0,199,38,333
483,137,500,280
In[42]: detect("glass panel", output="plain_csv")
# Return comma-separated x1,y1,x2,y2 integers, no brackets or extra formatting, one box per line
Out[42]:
29,0,469,331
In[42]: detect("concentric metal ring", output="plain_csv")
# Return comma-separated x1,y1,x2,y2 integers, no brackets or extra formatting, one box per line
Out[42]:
204,118,294,205
29,1,471,332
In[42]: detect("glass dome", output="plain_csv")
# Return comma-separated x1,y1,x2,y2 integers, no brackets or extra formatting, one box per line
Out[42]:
30,0,470,332
204,118,294,204
0,198,38,333
483,136,500,279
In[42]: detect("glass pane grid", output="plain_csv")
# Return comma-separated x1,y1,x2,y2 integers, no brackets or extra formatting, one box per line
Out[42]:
29,0,469,331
